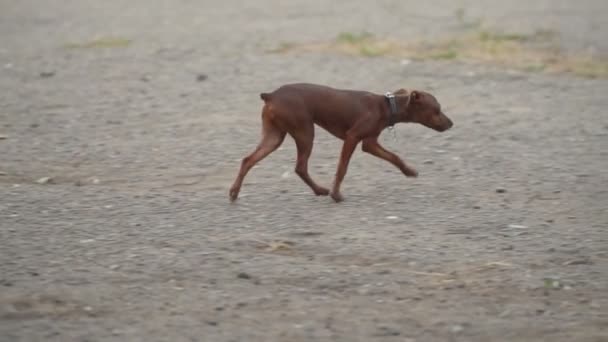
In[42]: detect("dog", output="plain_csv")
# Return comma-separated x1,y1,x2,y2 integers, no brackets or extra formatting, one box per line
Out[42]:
229,83,453,202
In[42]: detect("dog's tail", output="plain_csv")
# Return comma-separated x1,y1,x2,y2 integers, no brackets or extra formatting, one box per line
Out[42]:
260,92,272,102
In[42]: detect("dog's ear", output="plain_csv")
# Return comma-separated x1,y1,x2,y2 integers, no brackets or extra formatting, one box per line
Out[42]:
410,90,421,101
394,88,408,95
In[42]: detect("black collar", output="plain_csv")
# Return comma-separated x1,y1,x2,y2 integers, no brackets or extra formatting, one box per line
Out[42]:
384,92,398,127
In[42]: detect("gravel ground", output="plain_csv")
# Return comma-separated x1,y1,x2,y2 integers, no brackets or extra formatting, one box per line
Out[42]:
1,1,607,341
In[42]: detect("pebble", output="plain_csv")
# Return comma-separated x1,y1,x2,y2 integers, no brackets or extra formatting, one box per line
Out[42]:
423,159,434,164
496,187,507,193
451,325,464,333
36,177,54,184
40,71,55,78
562,257,593,266
237,272,251,279
374,326,401,336
0,134,7,140
508,224,528,229
196,74,208,82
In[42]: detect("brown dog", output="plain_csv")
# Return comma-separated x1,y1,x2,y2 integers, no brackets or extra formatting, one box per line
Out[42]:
229,83,453,203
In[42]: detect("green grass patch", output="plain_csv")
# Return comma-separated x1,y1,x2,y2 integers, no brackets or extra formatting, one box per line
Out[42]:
268,27,608,78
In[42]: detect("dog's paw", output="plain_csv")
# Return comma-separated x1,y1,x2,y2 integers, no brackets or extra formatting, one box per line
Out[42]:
330,191,344,203
404,168,419,178
229,187,240,202
314,187,330,196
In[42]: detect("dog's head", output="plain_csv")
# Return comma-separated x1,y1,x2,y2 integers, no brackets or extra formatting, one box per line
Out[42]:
394,89,453,132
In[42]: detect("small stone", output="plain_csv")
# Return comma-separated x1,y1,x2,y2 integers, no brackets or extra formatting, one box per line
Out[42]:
0,171,6,176
206,321,218,326
237,272,251,279
451,325,464,333
91,178,100,184
562,257,593,266
83,306,93,312
423,159,434,164
374,326,401,337
473,205,481,209
386,215,399,220
508,224,528,229
80,239,95,243
40,71,55,78
543,278,562,289
109,264,120,270
36,177,54,184
281,171,290,179
400,59,412,66
496,187,507,193
0,134,7,140
196,74,208,82
502,245,514,251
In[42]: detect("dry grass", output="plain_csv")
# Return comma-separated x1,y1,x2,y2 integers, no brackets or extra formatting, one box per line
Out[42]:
64,37,131,49
270,29,608,78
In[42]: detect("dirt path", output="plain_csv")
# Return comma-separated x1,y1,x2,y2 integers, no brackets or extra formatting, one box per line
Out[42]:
1,1,607,341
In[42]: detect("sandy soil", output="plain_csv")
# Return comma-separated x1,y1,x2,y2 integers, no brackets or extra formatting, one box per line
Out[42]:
1,1,607,341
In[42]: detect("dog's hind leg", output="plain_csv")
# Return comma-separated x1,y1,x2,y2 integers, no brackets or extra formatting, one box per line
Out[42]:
229,111,286,202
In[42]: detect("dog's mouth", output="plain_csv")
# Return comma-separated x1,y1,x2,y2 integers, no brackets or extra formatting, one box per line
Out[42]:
432,115,453,132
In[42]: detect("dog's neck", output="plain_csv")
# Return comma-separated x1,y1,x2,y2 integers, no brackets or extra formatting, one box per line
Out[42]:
384,92,411,127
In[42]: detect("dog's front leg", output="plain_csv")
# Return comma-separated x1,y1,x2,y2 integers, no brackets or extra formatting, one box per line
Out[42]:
330,134,360,202
361,137,418,177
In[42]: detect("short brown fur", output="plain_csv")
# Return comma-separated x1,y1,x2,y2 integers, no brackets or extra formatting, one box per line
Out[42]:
229,83,453,202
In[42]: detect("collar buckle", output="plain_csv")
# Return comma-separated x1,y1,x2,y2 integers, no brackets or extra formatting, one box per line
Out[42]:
384,92,398,127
